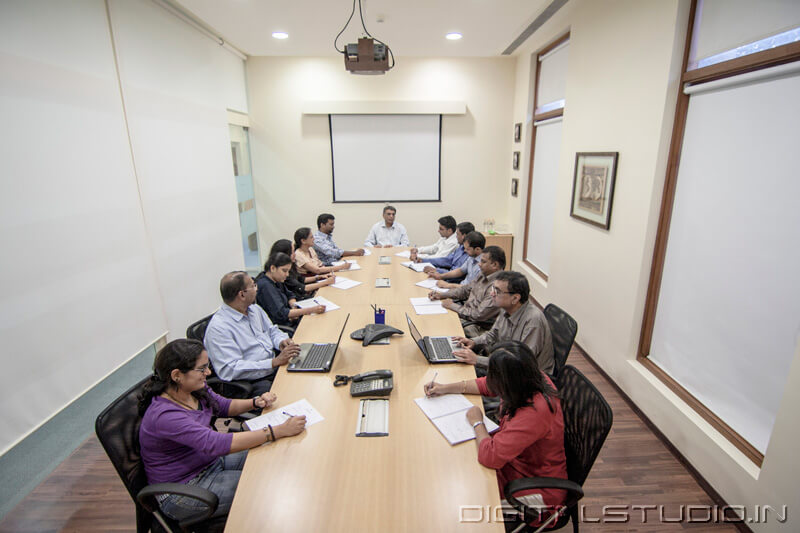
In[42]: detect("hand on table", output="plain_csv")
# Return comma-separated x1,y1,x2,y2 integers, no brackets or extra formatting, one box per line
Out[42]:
254,392,277,409
453,348,478,366
465,406,484,425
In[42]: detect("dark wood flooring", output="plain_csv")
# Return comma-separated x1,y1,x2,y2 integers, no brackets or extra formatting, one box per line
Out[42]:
0,348,741,532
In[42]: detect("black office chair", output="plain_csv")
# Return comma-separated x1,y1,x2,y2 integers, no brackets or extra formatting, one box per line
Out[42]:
503,365,612,533
543,304,578,379
95,377,226,533
186,314,253,399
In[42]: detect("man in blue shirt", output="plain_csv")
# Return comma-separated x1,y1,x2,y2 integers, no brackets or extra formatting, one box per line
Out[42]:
424,221,474,275
205,271,300,395
313,213,365,265
425,231,486,289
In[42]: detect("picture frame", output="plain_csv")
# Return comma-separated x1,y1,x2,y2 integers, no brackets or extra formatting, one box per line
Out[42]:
511,178,519,197
514,123,522,143
512,151,520,170
570,152,619,230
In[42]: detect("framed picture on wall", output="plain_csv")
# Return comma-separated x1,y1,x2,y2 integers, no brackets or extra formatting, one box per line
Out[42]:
514,123,522,143
511,178,519,197
512,151,520,170
570,152,619,229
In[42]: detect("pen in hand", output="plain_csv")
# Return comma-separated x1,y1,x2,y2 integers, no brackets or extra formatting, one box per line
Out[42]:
426,371,438,397
282,411,295,418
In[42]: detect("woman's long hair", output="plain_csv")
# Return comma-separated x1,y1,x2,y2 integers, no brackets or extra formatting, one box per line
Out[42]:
485,341,559,419
138,339,217,416
293,227,311,249
268,239,300,278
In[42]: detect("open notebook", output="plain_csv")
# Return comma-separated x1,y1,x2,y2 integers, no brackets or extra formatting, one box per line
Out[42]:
415,394,499,445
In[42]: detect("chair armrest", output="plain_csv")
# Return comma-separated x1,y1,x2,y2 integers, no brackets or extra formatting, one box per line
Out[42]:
277,324,296,336
207,376,253,398
505,476,584,511
137,482,219,528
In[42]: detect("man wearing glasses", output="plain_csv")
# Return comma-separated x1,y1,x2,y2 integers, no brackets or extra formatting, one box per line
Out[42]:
205,271,300,395
451,271,554,375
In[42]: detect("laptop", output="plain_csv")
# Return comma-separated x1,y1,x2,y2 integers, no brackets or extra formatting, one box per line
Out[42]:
405,313,460,363
287,313,350,372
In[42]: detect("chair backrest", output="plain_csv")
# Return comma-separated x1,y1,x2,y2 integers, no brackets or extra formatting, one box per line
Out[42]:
557,365,612,487
544,303,578,378
186,313,215,342
95,377,153,531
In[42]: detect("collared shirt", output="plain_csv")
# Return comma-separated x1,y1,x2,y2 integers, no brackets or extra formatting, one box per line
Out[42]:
255,273,295,327
294,247,324,275
418,232,459,259
364,221,410,247
445,271,502,323
428,244,469,273
312,230,343,265
472,301,555,374
460,256,481,285
204,303,289,381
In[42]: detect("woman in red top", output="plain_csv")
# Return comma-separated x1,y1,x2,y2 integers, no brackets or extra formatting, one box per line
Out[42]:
424,341,567,526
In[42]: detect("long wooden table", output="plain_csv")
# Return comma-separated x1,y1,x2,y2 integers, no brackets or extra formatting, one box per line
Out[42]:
226,249,503,531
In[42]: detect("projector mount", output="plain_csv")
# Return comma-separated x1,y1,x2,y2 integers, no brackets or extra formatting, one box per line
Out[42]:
334,0,395,74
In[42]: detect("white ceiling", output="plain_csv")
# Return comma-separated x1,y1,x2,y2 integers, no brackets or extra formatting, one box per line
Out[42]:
173,0,551,57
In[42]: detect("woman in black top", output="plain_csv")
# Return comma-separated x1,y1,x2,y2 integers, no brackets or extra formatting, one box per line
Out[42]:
256,252,326,327
268,239,334,300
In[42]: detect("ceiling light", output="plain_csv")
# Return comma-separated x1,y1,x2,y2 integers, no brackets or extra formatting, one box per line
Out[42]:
272,32,289,40
446,32,463,40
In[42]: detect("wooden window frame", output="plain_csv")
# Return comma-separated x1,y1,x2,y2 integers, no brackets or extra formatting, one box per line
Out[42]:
638,0,800,467
522,32,570,282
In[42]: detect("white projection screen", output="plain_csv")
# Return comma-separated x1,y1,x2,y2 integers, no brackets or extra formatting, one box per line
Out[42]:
329,114,441,202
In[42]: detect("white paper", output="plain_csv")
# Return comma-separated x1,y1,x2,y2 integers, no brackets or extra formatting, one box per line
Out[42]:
361,249,372,256
414,305,448,315
414,395,499,445
410,297,438,307
415,394,473,419
394,250,411,258
415,279,450,293
330,277,362,290
245,398,324,431
296,296,341,312
401,261,434,273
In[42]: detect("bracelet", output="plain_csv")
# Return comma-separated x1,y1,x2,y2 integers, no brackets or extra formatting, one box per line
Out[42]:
462,380,467,393
268,424,276,442
472,420,485,429
252,397,257,409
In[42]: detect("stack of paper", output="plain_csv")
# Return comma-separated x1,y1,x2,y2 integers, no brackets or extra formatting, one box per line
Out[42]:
414,394,499,445
415,278,450,293
410,297,447,315
245,398,325,431
296,296,341,313
330,277,362,290
332,260,362,271
401,261,434,273
394,250,412,258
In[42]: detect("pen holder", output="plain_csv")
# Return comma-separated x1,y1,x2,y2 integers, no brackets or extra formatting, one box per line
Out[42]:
374,310,385,324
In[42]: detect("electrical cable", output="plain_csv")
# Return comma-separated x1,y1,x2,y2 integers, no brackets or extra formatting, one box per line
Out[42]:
334,0,357,53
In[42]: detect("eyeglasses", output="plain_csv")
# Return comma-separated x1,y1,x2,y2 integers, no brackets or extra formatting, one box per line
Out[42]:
490,285,513,296
191,363,211,373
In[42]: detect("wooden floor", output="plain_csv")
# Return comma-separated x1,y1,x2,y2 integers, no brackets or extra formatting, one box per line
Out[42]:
0,348,740,532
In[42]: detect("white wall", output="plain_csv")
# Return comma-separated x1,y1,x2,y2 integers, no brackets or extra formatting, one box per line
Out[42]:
507,0,800,530
0,0,248,456
246,56,515,256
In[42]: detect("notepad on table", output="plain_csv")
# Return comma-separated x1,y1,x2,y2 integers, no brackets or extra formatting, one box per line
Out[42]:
394,250,411,258
330,277,362,290
402,261,434,273
245,398,324,431
332,260,362,271
410,297,448,315
296,296,340,312
414,394,498,445
415,278,450,293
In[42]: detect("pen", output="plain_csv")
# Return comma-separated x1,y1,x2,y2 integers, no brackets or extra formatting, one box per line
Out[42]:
282,411,295,417
427,371,438,397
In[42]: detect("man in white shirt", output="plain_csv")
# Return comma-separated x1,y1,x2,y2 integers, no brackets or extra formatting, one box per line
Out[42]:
364,205,410,247
410,215,458,260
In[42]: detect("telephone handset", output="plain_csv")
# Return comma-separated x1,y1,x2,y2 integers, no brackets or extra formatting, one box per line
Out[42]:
350,369,394,397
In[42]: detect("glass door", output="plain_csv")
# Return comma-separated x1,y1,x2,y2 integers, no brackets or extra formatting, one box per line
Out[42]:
229,124,260,270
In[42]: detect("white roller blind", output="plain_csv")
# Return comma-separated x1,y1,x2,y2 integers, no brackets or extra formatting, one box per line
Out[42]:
0,0,166,454
537,41,569,107
690,0,800,67
330,114,441,202
525,119,563,275
649,67,800,453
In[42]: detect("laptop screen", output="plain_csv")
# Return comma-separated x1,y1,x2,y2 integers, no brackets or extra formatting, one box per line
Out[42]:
405,313,424,345
333,313,350,347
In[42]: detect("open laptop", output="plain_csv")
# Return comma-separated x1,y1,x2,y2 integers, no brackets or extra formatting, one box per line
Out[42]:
287,313,350,372
405,313,460,363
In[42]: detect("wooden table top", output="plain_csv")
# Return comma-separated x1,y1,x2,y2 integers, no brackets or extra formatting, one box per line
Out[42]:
225,248,503,532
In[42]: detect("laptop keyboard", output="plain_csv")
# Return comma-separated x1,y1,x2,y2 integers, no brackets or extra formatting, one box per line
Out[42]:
430,338,454,359
297,344,333,369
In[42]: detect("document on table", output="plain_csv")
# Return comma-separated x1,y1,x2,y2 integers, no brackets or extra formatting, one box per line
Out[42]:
296,296,341,312
414,394,498,445
361,248,372,256
401,261,434,273
394,250,411,258
245,398,324,431
415,278,450,293
330,276,362,290
332,260,362,271
409,297,448,315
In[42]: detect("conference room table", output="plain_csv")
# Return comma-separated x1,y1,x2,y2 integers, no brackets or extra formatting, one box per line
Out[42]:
225,248,503,531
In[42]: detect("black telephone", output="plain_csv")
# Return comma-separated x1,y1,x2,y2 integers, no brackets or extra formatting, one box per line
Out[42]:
350,369,394,397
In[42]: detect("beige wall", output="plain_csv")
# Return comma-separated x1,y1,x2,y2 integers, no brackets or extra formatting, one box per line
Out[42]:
508,0,798,530
245,56,515,257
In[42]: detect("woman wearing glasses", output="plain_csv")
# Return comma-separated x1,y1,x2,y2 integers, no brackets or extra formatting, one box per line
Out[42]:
424,340,567,527
138,339,306,522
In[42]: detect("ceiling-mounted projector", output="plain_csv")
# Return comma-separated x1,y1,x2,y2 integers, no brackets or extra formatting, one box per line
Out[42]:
335,0,395,75
344,38,390,75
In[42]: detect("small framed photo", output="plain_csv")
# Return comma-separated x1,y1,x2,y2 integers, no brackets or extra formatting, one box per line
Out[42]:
514,123,522,143
511,178,519,197
512,151,520,170
570,152,619,230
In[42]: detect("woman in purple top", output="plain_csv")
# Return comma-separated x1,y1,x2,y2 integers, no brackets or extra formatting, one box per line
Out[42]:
138,339,307,522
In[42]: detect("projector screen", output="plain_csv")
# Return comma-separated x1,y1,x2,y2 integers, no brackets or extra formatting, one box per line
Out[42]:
329,114,441,202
